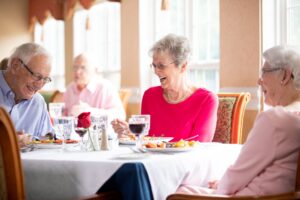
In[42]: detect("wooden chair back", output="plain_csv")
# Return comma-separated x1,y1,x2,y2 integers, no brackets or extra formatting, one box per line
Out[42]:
213,92,251,144
49,90,64,103
0,107,25,200
296,151,300,191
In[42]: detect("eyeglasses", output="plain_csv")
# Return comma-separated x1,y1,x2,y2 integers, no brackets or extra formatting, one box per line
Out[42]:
150,61,175,70
19,59,51,83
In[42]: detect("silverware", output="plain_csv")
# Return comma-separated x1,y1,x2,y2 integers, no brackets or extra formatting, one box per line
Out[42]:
184,134,199,141
130,147,147,153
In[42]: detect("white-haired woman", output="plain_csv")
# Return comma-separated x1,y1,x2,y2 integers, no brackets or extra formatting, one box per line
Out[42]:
177,45,300,196
112,34,218,142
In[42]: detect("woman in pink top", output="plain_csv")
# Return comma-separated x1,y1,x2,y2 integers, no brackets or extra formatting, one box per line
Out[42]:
177,45,300,196
112,34,218,142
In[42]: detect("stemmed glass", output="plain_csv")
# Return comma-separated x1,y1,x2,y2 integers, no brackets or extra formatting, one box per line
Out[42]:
132,114,150,136
73,117,88,151
128,116,146,151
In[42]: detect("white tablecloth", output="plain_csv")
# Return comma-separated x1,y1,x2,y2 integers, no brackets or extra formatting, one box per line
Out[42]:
21,143,241,200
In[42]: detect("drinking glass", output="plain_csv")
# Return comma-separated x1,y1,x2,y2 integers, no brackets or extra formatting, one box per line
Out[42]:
132,114,150,135
73,117,88,151
49,103,65,118
128,116,146,150
53,116,73,150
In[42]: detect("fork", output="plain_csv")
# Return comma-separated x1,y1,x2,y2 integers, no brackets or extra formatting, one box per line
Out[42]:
130,146,147,153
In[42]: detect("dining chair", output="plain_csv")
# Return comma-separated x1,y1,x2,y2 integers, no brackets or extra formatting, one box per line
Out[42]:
166,151,300,200
49,90,64,103
0,106,26,200
213,92,251,144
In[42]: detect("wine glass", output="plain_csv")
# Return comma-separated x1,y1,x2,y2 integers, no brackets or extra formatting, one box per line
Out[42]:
73,118,88,151
132,114,150,135
128,116,146,150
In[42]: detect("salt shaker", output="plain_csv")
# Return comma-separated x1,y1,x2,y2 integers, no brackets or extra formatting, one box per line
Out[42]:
100,127,109,150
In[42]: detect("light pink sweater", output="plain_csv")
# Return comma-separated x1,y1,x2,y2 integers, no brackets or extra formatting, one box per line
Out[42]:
216,107,300,195
141,86,218,142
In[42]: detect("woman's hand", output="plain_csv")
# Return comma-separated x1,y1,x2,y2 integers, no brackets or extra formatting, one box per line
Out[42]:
111,119,129,138
208,180,219,189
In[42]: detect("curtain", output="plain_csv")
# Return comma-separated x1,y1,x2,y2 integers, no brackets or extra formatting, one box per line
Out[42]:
29,0,120,31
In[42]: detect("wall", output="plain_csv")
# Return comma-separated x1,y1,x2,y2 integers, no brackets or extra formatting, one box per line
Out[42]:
220,0,262,142
0,0,31,60
120,0,141,117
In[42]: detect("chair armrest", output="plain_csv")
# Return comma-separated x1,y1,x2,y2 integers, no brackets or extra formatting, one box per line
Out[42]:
166,191,298,200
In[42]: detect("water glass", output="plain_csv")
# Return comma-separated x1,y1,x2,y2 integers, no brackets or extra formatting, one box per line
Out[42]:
49,103,65,118
53,116,73,149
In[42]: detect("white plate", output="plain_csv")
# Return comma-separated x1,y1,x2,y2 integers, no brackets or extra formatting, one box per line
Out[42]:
35,143,63,149
116,153,149,160
119,137,173,145
145,147,193,153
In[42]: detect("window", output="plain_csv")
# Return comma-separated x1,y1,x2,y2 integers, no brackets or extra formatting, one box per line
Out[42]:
262,0,300,110
34,18,65,91
141,0,220,92
263,0,300,49
73,2,121,88
286,0,300,45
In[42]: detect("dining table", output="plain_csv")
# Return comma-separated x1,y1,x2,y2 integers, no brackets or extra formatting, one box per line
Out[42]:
21,142,242,200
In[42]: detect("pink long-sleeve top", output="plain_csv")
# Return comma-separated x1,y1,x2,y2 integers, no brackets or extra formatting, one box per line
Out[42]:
216,107,300,196
141,86,218,142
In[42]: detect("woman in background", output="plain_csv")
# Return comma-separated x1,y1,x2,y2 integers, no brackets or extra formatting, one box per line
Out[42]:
177,45,300,196
112,34,218,142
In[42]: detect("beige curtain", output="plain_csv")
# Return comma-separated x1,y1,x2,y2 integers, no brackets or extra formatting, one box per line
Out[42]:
28,0,120,31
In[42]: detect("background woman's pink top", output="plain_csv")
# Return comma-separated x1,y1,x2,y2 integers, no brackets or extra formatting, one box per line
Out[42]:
141,86,218,142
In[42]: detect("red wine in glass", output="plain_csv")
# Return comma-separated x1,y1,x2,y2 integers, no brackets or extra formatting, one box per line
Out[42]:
74,127,87,151
129,124,146,136
128,117,146,150
75,128,87,137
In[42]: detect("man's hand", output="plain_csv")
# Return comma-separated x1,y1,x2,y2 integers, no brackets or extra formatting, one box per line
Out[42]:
17,130,32,148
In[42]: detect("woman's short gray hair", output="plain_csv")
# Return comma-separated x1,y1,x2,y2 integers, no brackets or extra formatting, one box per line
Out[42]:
149,34,191,66
263,45,300,90
8,43,52,67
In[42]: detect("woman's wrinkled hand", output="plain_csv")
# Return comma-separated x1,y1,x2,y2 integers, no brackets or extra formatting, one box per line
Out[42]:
208,180,219,189
111,119,129,138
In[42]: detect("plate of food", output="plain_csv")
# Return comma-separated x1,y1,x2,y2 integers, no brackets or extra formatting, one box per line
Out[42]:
119,135,173,145
33,139,78,149
143,139,199,153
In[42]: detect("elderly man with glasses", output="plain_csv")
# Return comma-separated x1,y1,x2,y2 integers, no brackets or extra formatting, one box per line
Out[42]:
0,43,53,142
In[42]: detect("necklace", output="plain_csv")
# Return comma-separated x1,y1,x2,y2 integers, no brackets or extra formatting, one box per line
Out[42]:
164,87,193,104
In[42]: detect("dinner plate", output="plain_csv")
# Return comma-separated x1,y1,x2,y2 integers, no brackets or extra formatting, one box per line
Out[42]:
35,143,64,149
35,143,78,149
145,147,193,153
119,137,173,145
116,153,149,160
